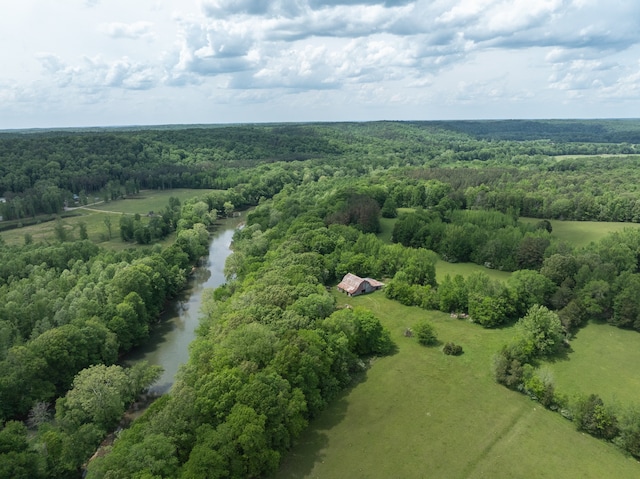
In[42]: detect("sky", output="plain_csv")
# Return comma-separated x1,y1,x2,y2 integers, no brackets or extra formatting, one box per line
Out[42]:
1,0,640,129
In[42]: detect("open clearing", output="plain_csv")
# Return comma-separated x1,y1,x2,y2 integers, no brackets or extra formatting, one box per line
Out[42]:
544,322,640,406
0,189,212,249
520,218,640,249
435,259,511,283
86,188,218,215
276,294,640,478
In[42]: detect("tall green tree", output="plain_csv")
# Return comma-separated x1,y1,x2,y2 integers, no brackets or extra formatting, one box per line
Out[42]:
515,305,564,358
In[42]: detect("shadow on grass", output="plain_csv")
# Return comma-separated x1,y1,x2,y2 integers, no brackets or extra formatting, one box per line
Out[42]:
274,370,370,478
417,339,443,348
545,322,593,364
542,343,573,364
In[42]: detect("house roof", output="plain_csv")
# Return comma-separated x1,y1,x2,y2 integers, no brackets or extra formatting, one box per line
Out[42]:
337,273,384,294
364,277,384,288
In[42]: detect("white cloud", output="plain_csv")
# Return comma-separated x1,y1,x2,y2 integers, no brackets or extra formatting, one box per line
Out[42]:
3,0,640,127
100,21,155,40
37,53,158,92
201,0,274,17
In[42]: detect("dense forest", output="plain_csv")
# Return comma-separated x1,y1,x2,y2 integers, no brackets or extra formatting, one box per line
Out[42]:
2,120,640,223
2,120,640,477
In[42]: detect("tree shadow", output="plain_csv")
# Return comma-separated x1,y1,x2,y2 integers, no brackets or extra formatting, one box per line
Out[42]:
423,339,444,348
542,341,573,364
273,369,370,478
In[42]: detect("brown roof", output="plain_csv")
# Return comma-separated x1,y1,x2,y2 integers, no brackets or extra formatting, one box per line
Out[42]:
364,277,384,288
337,273,384,294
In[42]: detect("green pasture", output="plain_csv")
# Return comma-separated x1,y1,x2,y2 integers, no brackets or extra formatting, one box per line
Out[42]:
0,189,211,249
435,258,511,283
0,211,121,248
384,212,640,252
520,217,640,249
544,322,640,406
277,294,640,478
88,188,217,215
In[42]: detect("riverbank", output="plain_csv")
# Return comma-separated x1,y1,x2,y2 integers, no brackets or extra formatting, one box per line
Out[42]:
85,214,245,471
122,214,245,393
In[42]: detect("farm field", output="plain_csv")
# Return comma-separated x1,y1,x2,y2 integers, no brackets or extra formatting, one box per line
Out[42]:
0,188,212,248
544,322,640,406
276,293,640,479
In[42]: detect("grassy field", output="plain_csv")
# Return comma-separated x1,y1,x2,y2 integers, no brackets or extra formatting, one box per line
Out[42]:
378,217,396,244
276,293,640,478
520,217,640,249
0,189,213,249
88,188,218,215
435,259,511,283
378,208,415,244
544,322,640,406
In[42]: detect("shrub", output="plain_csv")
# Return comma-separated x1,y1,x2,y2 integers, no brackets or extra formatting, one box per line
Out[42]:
573,394,619,440
443,342,463,356
414,320,437,346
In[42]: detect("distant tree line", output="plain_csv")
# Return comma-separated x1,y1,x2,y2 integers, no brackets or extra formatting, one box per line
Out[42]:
3,121,640,224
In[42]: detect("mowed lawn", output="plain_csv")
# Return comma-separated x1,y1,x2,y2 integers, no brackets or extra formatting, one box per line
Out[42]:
276,294,640,479
544,322,640,406
0,189,212,249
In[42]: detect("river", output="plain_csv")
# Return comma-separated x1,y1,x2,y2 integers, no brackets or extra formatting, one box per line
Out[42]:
123,214,244,394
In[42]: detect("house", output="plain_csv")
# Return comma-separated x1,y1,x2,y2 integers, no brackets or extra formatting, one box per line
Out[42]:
337,273,384,296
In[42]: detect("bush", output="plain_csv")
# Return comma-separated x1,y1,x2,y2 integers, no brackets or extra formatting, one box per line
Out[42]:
573,394,619,440
414,320,438,346
493,345,525,389
443,342,463,355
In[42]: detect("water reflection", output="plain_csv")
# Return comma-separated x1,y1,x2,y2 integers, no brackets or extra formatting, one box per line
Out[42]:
123,216,243,394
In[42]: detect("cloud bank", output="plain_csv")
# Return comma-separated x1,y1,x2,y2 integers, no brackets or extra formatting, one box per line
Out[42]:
2,0,640,127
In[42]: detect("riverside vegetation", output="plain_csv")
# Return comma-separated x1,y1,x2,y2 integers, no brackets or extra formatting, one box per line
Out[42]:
1,120,640,477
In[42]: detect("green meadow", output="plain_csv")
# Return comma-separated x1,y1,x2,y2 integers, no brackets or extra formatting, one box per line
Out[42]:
0,189,212,249
378,216,396,244
279,215,640,478
87,188,218,215
435,258,511,283
277,293,639,478
520,217,640,249
544,322,640,406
